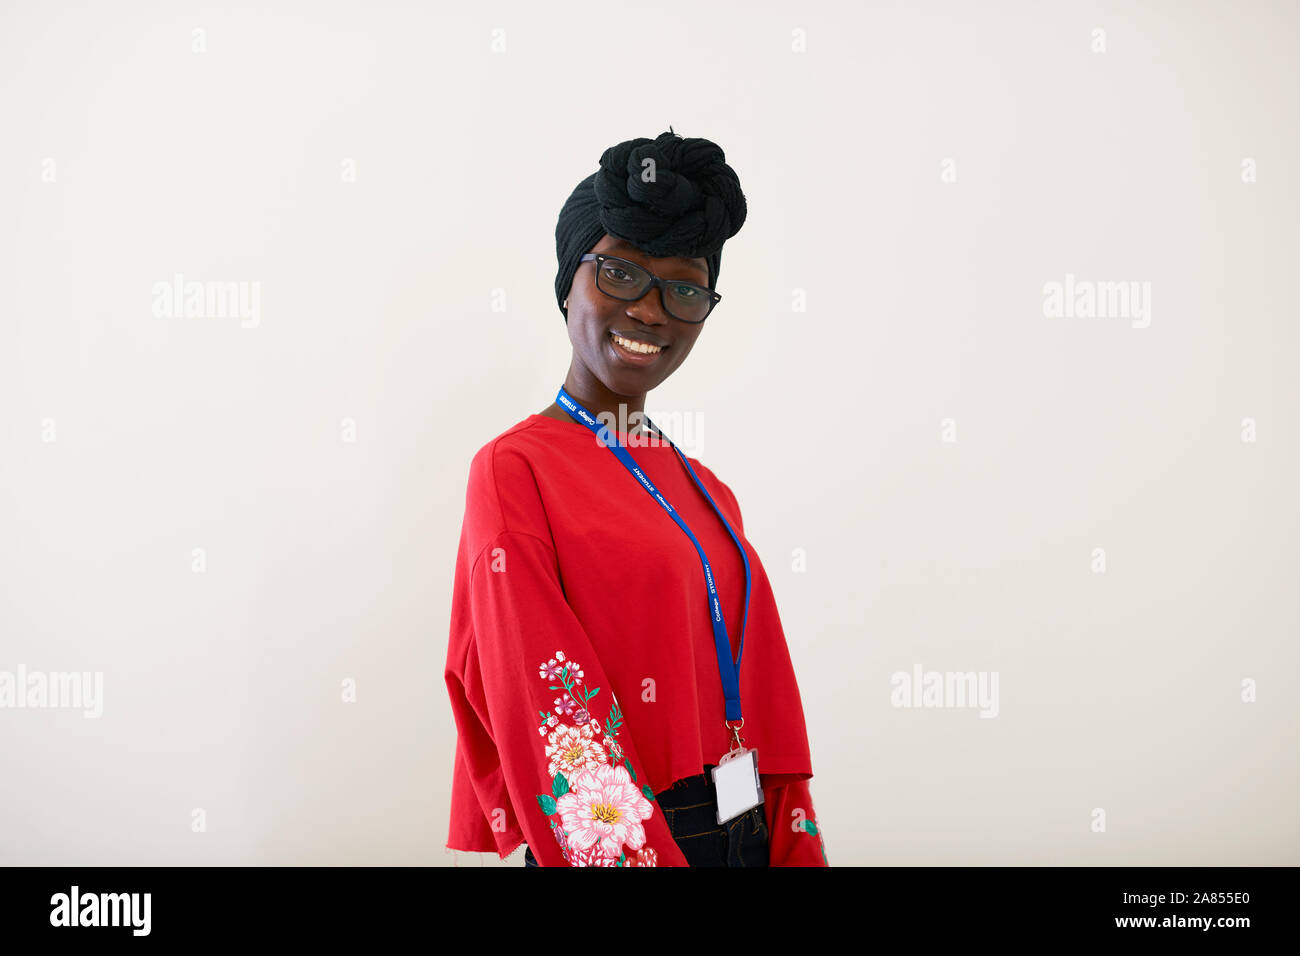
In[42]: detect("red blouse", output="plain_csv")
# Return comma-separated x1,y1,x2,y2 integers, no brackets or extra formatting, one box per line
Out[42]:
443,413,828,866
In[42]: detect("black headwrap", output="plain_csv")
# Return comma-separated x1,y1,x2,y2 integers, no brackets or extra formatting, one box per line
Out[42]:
554,128,747,322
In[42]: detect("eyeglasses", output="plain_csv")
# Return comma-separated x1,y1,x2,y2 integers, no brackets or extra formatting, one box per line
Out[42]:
579,253,721,324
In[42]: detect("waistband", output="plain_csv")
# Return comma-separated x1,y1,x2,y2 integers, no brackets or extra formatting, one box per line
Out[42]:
654,766,720,810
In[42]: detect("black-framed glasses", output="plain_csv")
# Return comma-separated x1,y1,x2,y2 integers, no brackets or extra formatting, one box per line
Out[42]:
579,253,721,324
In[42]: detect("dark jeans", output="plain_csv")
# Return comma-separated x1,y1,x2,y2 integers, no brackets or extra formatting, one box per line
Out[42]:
524,764,769,867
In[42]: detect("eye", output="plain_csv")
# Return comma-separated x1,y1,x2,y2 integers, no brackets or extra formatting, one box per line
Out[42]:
672,285,700,298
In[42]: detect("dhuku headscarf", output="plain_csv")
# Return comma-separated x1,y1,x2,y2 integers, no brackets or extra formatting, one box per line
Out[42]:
554,128,748,322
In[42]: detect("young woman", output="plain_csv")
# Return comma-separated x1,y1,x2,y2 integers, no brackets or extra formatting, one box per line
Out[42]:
443,130,827,866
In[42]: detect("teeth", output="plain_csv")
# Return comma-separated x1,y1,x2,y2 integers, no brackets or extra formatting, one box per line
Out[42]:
611,333,662,354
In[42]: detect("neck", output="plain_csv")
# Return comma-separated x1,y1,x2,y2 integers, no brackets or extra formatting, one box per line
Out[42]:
561,360,648,434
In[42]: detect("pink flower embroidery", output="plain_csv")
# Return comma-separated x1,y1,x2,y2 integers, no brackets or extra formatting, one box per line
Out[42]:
536,712,560,736
552,695,590,724
540,652,585,684
603,735,624,763
534,650,657,866
556,764,654,859
552,824,572,863
544,722,606,780
567,844,620,867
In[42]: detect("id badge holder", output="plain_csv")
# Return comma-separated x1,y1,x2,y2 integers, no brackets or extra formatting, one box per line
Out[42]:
712,747,762,825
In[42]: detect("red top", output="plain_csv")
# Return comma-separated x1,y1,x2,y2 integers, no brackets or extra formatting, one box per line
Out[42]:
443,413,828,866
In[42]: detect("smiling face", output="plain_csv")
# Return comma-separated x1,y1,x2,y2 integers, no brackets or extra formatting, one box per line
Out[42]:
562,234,711,398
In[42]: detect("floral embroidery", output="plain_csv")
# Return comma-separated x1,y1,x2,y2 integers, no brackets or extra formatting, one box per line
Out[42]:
801,812,829,865
534,649,660,866
543,721,605,780
558,763,653,857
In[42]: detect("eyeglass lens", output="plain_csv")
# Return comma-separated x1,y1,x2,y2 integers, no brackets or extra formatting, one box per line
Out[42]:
597,258,711,322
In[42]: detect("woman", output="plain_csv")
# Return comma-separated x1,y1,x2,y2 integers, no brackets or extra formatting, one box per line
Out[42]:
443,130,827,866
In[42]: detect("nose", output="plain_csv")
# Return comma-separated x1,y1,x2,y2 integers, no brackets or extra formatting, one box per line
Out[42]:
623,286,672,326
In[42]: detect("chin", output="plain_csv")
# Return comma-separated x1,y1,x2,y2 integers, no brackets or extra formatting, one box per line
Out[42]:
603,370,663,395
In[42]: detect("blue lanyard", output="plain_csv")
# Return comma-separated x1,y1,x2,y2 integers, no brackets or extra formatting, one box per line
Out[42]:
556,386,751,722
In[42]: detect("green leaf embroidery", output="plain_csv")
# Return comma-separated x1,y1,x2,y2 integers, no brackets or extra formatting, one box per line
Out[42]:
553,773,569,799
605,698,623,737
619,851,626,866
642,784,655,802
623,757,636,783
802,819,818,835
537,794,556,815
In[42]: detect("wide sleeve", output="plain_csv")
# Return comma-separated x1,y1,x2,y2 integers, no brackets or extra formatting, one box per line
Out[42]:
444,526,690,867
762,775,829,866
